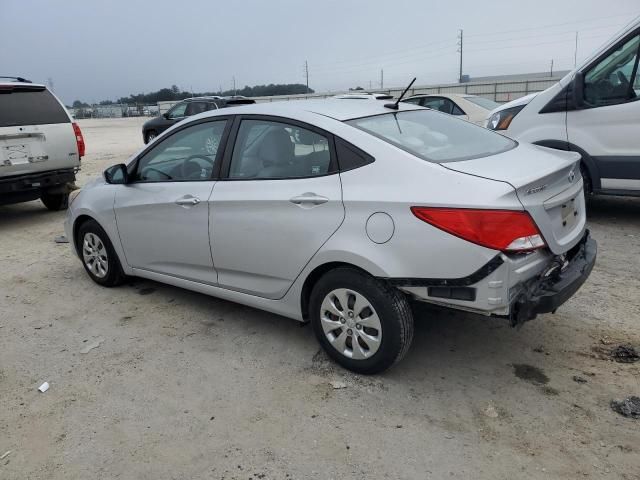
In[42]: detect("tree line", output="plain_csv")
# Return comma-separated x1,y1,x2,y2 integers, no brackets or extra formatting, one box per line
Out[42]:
72,83,314,107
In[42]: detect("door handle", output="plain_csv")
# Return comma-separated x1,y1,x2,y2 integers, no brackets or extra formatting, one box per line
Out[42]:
289,193,329,205
175,195,200,206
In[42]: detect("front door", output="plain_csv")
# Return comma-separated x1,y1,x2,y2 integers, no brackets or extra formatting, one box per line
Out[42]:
115,119,228,284
211,117,344,299
568,30,640,192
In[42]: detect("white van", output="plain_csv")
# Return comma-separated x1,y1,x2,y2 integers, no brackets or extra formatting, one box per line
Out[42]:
486,16,640,197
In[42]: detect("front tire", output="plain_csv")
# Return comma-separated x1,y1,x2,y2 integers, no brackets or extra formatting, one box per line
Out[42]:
41,192,69,211
309,268,414,374
77,220,125,287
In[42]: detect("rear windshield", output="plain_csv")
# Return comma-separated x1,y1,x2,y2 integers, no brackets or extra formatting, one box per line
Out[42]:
464,96,500,110
346,109,515,163
0,87,69,127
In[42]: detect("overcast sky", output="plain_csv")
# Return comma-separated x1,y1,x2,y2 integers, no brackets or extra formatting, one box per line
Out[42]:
2,0,638,104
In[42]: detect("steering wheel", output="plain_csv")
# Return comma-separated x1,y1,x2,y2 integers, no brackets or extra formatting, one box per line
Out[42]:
181,154,215,180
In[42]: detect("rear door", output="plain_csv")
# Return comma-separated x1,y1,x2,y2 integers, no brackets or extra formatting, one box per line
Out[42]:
114,118,229,284
0,84,77,177
210,116,344,299
568,29,640,193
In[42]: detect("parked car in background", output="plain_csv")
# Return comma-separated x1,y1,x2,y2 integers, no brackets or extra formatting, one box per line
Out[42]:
334,92,394,100
142,96,255,143
0,77,85,210
402,93,500,125
486,16,640,197
67,99,595,374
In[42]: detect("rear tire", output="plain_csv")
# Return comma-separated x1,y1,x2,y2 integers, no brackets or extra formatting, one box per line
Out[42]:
580,163,592,204
41,192,69,211
309,267,414,374
77,219,125,287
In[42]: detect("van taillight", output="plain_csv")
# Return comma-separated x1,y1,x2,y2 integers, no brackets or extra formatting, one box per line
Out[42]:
72,122,85,157
411,207,546,252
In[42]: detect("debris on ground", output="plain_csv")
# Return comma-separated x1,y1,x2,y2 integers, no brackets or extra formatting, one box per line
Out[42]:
610,345,639,363
80,338,104,354
484,404,499,418
610,396,640,419
330,380,347,389
54,235,69,244
512,364,549,385
38,382,49,393
0,451,11,460
573,375,588,384
599,336,614,345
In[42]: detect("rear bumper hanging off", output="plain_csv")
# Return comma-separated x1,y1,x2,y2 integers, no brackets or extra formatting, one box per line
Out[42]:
507,230,597,326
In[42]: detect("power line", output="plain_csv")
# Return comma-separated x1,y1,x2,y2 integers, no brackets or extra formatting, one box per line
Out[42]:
464,12,637,38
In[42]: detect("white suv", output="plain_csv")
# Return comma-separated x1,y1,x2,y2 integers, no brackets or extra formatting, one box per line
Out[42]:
0,77,85,210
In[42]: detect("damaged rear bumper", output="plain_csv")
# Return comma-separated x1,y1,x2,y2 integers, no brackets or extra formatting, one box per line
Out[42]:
507,230,597,326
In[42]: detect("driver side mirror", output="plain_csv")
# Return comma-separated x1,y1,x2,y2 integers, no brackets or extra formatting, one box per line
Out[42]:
104,163,129,184
162,112,170,119
573,72,585,109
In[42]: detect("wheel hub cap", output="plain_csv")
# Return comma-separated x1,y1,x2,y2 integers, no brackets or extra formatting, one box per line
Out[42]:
320,288,382,360
82,232,109,279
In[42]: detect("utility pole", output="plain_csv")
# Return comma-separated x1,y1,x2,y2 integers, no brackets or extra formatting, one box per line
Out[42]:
457,29,464,83
304,60,309,93
232,76,236,96
550,59,554,77
380,69,384,89
47,77,54,92
574,32,579,67
369,80,372,90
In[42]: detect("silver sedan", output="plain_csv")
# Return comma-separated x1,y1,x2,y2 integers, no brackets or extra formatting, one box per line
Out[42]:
65,99,596,373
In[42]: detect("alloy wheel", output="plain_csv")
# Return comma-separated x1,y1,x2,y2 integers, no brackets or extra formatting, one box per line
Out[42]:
320,288,382,360
82,232,109,278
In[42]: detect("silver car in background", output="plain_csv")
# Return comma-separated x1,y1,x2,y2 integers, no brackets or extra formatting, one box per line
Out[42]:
65,100,596,373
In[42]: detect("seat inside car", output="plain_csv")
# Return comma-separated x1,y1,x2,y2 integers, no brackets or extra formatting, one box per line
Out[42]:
258,128,296,178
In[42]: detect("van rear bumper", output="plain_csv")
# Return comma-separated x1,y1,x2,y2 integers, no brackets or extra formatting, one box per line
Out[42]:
507,230,596,325
0,168,76,204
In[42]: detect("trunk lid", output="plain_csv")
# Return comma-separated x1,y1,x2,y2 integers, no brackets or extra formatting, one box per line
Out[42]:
443,143,585,254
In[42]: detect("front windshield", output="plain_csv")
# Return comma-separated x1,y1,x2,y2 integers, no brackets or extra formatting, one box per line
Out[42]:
464,96,501,111
347,109,516,163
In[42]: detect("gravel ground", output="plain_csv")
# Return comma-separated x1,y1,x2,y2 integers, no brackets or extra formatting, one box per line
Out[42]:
1,117,639,479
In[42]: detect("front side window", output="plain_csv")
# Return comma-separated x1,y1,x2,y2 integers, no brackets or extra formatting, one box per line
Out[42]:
347,110,515,163
185,102,208,116
134,120,226,182
229,119,331,179
166,102,187,119
584,33,640,107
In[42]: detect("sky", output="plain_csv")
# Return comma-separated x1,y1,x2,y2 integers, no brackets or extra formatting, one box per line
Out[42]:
1,0,639,105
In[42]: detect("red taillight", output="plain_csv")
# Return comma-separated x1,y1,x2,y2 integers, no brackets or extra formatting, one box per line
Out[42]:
411,207,546,252
72,122,85,157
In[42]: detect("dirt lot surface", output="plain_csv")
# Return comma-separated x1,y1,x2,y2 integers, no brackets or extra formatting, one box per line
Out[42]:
1,117,639,479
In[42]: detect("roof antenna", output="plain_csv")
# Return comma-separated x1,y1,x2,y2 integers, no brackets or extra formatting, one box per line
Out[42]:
384,77,416,110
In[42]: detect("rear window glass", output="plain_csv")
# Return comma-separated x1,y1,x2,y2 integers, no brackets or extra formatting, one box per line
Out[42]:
0,88,69,127
346,110,515,163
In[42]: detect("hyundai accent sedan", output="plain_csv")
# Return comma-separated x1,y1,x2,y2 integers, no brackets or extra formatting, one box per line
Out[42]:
65,99,596,374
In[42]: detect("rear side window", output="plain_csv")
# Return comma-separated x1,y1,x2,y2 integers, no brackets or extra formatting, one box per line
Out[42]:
335,137,374,171
0,87,68,127
347,110,516,163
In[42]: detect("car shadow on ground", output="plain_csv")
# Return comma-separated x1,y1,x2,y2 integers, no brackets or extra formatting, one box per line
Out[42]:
0,202,63,232
587,194,640,224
